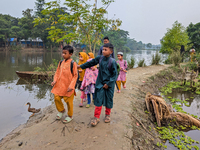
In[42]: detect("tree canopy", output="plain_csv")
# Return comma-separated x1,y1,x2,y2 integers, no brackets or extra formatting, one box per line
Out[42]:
160,21,190,54
34,0,122,53
187,22,200,51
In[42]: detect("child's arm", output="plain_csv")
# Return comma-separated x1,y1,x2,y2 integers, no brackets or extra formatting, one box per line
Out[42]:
106,61,118,88
124,60,127,69
79,55,100,69
51,62,61,86
68,62,78,92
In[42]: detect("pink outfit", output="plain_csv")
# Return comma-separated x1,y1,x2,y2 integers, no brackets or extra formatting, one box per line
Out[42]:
117,60,127,81
80,58,98,93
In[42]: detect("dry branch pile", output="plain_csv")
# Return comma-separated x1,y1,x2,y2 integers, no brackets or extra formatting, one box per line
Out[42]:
145,92,200,128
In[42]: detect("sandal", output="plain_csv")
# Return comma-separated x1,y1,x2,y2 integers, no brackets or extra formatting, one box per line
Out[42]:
63,117,73,123
123,85,126,89
91,117,100,127
86,104,90,108
117,90,121,93
104,115,111,123
56,112,64,120
79,103,83,107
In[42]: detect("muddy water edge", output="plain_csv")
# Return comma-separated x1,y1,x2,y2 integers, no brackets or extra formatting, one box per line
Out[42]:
135,66,200,150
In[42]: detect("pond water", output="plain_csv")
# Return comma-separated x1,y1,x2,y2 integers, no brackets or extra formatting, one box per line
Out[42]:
0,50,167,140
165,88,200,149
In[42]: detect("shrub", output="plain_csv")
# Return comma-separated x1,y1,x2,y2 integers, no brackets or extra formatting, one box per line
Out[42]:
127,56,135,69
138,59,146,67
170,51,182,66
151,51,161,65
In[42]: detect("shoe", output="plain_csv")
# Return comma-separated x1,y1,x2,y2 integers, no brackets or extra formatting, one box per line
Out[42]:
123,85,126,89
79,103,83,107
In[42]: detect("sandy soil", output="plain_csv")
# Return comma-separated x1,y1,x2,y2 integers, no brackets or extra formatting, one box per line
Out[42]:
0,65,169,150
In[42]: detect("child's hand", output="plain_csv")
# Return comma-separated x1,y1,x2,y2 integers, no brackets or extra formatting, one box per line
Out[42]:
79,70,83,73
120,67,123,71
51,81,56,86
67,88,73,92
77,65,81,69
92,67,96,71
103,84,108,89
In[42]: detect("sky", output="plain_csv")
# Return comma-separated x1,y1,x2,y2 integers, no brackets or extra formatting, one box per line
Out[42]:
0,0,200,45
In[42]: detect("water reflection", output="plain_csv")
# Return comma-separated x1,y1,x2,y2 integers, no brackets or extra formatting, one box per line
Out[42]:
165,88,200,149
125,50,168,67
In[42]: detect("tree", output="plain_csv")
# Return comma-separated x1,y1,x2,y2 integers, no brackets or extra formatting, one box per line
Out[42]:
187,22,200,51
18,9,34,41
0,14,13,50
103,29,130,52
11,26,22,44
34,0,122,53
160,21,189,54
146,43,152,49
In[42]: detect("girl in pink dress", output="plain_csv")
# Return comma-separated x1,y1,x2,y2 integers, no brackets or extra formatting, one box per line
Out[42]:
116,52,127,93
80,52,98,108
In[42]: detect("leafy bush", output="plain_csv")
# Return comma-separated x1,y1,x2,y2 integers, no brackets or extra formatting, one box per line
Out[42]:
138,59,146,67
127,56,135,69
183,62,198,71
170,51,182,66
164,57,172,64
151,51,161,65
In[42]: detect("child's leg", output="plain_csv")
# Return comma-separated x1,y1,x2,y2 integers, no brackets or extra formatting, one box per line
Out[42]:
63,93,74,117
105,107,111,116
104,107,111,123
122,80,126,88
79,91,85,106
116,80,121,92
54,94,65,112
87,93,91,104
94,106,102,118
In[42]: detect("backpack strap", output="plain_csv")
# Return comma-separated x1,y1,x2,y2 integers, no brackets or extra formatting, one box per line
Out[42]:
99,55,104,64
59,60,63,67
71,60,74,75
108,58,115,73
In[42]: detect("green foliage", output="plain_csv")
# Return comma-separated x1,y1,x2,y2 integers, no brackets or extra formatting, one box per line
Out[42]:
160,21,190,54
34,59,59,84
183,62,198,71
156,126,200,150
103,29,130,52
34,0,122,53
146,43,152,49
125,38,145,50
18,9,34,40
187,22,200,52
127,56,135,69
151,51,161,65
137,59,146,67
170,51,182,66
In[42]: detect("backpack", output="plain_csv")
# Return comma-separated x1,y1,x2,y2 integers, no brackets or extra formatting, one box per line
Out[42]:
59,60,80,88
99,55,120,76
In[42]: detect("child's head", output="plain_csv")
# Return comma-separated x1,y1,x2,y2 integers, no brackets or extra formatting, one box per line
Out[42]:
102,43,113,57
78,52,89,64
103,36,109,44
117,52,123,60
62,46,73,60
88,52,94,59
79,53,84,61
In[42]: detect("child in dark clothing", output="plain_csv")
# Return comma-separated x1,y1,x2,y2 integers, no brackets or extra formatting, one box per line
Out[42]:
77,43,118,127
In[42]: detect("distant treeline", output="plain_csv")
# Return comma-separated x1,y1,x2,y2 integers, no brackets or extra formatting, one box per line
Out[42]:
0,0,154,52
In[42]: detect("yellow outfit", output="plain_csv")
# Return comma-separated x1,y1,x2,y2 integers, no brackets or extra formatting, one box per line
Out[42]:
78,52,89,81
116,80,126,90
54,93,74,116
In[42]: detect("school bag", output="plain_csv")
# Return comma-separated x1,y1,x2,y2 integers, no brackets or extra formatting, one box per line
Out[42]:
99,55,120,76
59,60,80,88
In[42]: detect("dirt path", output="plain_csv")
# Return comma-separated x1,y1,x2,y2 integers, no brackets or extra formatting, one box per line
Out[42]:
0,65,169,150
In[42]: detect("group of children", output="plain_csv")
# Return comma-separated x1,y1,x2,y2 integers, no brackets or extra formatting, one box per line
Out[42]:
51,43,127,126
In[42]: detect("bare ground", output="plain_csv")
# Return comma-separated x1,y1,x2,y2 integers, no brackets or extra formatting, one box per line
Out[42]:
0,65,170,150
